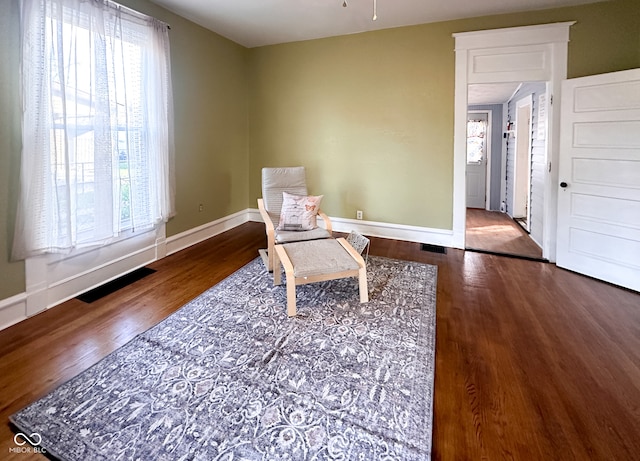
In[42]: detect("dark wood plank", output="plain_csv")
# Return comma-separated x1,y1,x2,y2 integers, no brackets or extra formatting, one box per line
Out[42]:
1,222,639,460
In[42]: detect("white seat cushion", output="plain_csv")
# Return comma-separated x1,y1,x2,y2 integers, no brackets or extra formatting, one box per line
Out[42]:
268,212,332,244
281,239,360,278
275,228,332,244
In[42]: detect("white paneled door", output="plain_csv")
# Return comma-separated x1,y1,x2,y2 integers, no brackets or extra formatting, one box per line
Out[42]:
557,68,640,291
466,112,488,209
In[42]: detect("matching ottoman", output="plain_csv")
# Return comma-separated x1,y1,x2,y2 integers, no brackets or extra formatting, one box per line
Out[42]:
273,238,368,316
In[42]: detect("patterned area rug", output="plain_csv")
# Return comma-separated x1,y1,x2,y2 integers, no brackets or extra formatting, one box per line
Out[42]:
11,256,437,460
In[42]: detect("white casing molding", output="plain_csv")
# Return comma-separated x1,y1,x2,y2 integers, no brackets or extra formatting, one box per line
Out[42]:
452,21,575,259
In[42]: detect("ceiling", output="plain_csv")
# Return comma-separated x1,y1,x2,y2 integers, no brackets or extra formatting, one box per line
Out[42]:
149,0,599,105
150,0,602,48
468,82,523,105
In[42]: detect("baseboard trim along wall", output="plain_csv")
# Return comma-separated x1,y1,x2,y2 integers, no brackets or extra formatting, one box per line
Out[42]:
328,217,454,247
0,293,28,332
0,208,453,331
246,208,454,247
165,209,250,256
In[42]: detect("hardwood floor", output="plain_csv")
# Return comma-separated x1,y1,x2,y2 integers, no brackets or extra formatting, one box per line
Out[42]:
466,208,543,260
1,221,639,460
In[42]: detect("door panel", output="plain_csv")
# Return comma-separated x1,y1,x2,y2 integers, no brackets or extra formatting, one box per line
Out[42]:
466,170,485,208
466,112,488,209
574,121,640,148
572,158,640,186
557,68,640,292
467,44,552,83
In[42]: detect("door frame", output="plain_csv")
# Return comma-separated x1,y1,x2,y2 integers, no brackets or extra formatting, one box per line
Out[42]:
513,96,532,228
466,110,493,210
452,22,574,262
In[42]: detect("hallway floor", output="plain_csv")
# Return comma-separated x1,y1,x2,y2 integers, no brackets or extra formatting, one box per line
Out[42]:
465,208,543,260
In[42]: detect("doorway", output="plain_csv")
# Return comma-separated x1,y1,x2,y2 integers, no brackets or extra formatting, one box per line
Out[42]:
464,84,543,260
452,22,575,262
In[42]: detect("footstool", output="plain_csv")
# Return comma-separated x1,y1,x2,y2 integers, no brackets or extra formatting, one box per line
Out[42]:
273,238,368,316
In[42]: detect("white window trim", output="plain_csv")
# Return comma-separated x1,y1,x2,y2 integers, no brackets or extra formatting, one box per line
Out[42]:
19,0,174,316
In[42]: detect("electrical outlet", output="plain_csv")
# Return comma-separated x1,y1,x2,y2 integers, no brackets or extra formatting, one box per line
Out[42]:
198,203,204,212
356,210,363,220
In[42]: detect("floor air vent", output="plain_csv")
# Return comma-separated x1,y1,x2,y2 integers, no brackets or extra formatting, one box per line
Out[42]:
421,243,447,254
76,267,156,303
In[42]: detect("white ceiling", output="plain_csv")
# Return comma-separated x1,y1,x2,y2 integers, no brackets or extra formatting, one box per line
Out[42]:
468,82,523,105
150,0,602,48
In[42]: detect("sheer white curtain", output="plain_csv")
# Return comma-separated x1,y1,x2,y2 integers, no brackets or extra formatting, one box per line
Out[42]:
13,0,175,260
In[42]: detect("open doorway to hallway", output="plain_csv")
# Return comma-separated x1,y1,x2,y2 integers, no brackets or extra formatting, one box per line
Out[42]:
465,82,545,260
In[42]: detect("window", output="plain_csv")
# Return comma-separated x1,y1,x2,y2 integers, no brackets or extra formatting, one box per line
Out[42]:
466,119,487,164
13,0,174,260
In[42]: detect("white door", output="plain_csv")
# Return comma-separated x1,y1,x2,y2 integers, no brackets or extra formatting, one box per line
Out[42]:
466,112,488,209
513,96,532,227
557,68,640,292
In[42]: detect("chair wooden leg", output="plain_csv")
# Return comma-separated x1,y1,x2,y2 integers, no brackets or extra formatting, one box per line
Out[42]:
267,239,275,272
273,247,281,286
286,273,297,317
358,266,369,303
274,245,297,316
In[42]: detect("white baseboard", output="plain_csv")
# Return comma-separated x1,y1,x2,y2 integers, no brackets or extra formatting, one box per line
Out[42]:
0,208,453,332
0,292,28,331
44,245,158,310
330,217,454,247
248,208,454,247
166,209,250,256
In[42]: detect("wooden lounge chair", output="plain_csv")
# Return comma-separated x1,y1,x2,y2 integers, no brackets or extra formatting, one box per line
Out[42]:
257,166,332,272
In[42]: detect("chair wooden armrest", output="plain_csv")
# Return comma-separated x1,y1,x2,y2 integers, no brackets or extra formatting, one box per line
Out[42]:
318,210,332,233
258,198,276,271
257,199,274,234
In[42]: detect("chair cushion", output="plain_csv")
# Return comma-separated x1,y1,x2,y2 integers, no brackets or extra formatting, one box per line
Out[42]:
275,227,332,244
266,212,331,243
282,239,360,278
277,192,323,231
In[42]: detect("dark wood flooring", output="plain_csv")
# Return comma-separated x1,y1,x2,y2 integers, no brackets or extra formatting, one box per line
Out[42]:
1,221,639,460
466,208,543,260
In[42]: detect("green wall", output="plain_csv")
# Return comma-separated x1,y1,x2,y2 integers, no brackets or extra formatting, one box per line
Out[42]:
248,0,640,227
1,0,638,302
248,25,455,228
0,1,23,301
121,0,250,237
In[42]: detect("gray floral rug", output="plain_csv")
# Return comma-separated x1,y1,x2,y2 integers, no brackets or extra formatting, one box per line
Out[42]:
11,256,437,460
